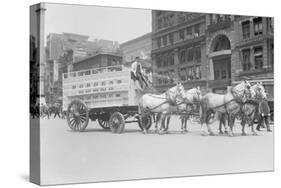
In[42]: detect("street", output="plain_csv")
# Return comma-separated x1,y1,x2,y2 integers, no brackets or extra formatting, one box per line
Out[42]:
39,116,274,185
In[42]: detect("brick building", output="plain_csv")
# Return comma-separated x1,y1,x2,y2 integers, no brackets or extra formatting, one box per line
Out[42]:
151,11,274,98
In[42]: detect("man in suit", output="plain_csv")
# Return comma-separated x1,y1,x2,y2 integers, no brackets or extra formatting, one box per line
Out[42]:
256,99,271,132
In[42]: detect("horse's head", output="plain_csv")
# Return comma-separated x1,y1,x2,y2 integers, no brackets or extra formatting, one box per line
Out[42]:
252,82,267,99
233,80,252,102
175,82,185,100
185,86,201,102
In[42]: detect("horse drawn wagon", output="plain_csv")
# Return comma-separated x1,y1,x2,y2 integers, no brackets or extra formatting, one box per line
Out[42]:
62,65,152,133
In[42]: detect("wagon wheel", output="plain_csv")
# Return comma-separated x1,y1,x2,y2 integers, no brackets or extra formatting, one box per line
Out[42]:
109,112,125,133
67,100,89,132
138,114,152,131
98,119,110,130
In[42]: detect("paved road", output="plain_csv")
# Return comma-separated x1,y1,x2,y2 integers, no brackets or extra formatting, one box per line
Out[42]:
39,116,274,185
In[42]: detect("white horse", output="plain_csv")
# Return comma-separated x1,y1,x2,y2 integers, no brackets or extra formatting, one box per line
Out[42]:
199,80,252,136
158,87,202,133
239,82,267,135
138,82,186,134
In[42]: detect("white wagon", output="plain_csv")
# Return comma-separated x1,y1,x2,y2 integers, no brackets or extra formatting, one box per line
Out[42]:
62,65,152,133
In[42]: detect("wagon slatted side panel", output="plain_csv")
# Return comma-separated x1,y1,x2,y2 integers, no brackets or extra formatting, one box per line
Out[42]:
62,65,142,132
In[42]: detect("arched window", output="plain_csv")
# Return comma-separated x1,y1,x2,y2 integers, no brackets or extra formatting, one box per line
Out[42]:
213,35,230,52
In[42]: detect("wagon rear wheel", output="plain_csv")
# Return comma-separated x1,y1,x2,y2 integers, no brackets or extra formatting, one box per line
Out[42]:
138,114,152,131
109,112,125,133
98,119,110,129
67,100,89,132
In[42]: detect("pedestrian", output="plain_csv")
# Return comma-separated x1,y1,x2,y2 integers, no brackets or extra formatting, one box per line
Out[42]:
256,99,271,132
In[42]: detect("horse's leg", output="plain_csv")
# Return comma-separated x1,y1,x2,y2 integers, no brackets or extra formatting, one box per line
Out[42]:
241,115,247,136
181,117,184,133
265,116,272,132
227,115,235,137
218,113,224,134
158,113,165,134
206,111,215,136
164,114,171,133
250,113,258,136
184,116,188,132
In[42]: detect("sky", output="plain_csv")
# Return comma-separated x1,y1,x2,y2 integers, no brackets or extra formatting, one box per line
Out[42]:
44,3,152,44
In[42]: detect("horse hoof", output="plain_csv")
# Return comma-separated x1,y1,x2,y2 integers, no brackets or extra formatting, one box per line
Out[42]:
219,131,224,135
209,132,216,136
241,133,247,136
228,133,234,137
252,132,258,136
267,129,272,132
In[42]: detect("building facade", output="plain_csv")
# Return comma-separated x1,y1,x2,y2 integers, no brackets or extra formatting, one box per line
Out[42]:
46,32,120,62
72,53,122,72
151,11,207,93
120,33,152,63
151,11,274,98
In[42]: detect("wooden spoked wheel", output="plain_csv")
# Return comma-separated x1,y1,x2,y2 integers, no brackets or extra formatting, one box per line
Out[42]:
138,114,152,131
98,119,110,129
67,100,89,132
109,112,125,133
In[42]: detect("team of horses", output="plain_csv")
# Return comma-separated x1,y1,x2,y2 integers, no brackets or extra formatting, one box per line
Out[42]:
138,80,269,136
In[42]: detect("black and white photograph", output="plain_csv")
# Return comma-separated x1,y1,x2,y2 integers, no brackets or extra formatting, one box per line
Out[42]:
29,2,274,186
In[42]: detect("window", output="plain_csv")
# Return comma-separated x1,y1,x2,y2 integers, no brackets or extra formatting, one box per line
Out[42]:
156,55,162,68
86,83,91,87
63,74,68,79
242,49,251,71
179,50,186,64
101,81,106,86
85,70,91,75
186,27,192,37
157,38,161,48
254,47,263,69
194,46,201,62
267,17,273,33
179,29,185,40
187,48,194,62
163,35,167,46
180,68,187,81
72,85,76,89
270,43,274,68
109,81,114,85
93,82,98,87
195,66,201,79
242,21,250,39
253,17,263,36
163,54,169,67
70,72,76,78
213,36,231,51
169,53,174,66
169,33,174,44
117,80,122,84
194,24,200,37
79,84,84,89
78,72,84,76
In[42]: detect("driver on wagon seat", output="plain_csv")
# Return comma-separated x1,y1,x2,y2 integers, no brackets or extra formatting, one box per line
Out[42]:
131,57,149,89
